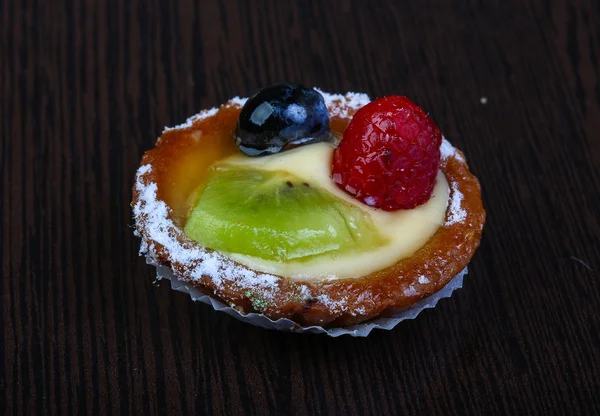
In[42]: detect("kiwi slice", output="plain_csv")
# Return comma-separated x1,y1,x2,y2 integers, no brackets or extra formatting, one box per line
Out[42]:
184,165,386,262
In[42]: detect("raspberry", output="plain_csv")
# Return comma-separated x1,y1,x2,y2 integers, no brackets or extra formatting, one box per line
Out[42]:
331,96,442,210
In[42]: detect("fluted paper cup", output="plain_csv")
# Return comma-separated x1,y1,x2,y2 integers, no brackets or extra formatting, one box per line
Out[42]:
150,258,466,337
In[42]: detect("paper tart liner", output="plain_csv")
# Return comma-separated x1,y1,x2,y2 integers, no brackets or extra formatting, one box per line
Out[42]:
149,257,467,337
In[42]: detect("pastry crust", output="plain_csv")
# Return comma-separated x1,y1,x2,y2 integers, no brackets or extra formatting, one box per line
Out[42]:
132,94,485,327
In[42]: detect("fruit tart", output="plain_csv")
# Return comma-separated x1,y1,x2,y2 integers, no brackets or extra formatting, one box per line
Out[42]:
132,83,485,327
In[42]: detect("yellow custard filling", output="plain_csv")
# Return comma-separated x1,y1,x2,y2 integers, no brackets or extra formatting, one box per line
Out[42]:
218,143,449,280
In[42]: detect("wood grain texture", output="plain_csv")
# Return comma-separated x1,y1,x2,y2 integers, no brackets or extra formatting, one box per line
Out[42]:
1,0,599,414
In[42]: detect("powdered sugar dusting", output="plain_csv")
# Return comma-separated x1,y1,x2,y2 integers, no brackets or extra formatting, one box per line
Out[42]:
440,139,468,226
317,294,350,314
446,182,467,226
134,164,284,306
162,97,248,133
163,108,219,133
229,96,248,107
441,138,465,162
418,275,430,284
316,89,371,119
137,164,152,175
403,285,419,297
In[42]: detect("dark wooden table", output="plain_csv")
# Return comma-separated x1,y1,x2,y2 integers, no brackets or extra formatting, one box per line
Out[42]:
2,0,599,414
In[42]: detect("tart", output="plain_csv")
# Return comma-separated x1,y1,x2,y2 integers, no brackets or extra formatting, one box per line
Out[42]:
132,84,485,327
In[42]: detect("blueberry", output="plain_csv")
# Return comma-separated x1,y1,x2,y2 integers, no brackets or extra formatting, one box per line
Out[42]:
235,83,331,156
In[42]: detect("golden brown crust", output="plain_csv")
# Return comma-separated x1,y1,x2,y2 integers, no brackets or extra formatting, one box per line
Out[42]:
132,99,485,327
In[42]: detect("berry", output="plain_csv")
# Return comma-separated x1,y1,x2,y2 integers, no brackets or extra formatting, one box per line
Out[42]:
236,83,331,156
331,96,442,210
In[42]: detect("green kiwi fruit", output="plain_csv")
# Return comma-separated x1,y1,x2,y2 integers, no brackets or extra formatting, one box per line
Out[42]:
184,165,385,262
